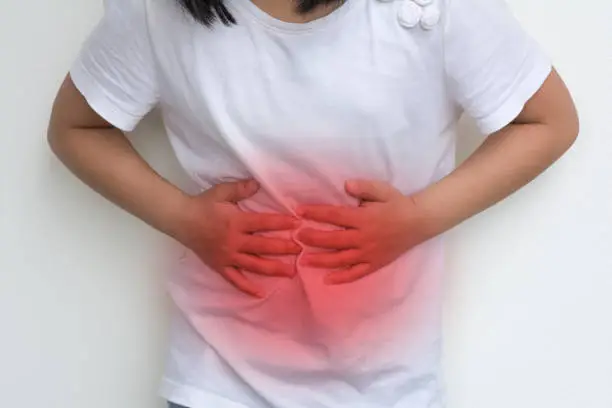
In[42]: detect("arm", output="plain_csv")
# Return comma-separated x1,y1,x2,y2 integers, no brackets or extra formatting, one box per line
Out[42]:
413,69,579,238
295,69,578,285
49,76,300,296
48,75,190,239
294,0,579,284
54,0,301,297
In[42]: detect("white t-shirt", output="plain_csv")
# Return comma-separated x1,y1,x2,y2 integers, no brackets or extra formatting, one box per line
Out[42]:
70,0,551,406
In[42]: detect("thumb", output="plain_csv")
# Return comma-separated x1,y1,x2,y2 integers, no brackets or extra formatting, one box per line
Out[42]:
210,179,260,203
345,179,399,203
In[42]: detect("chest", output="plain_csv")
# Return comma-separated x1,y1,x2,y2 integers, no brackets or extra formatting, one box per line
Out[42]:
155,10,450,142
149,5,458,201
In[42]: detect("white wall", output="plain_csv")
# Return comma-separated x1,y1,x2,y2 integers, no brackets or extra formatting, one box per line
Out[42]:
1,1,610,407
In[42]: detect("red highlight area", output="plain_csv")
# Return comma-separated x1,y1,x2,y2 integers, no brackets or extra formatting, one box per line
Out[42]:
171,160,440,372
173,224,438,374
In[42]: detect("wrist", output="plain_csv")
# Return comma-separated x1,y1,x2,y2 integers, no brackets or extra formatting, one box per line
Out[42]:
407,189,456,241
157,190,198,244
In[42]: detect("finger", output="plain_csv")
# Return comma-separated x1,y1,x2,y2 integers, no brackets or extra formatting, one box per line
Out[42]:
239,236,302,256
233,253,295,278
241,213,301,233
296,205,359,228
301,250,361,269
210,180,259,203
222,266,265,298
325,263,372,285
297,228,360,249
345,180,401,203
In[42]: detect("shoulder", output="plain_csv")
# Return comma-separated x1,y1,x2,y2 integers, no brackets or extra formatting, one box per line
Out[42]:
365,0,449,48
382,0,514,32
101,0,186,27
102,0,147,17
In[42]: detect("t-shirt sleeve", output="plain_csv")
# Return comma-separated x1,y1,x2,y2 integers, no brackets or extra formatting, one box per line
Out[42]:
443,0,552,135
70,0,159,132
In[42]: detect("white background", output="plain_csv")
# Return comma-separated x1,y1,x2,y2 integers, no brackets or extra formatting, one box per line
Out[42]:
1,0,611,407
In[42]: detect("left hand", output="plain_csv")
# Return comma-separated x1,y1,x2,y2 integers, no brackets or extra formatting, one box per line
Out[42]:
296,180,432,285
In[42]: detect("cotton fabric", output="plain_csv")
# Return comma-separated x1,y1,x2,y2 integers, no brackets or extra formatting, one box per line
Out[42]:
70,0,551,406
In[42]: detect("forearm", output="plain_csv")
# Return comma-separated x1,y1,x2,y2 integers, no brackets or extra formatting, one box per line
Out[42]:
48,126,189,239
413,120,577,238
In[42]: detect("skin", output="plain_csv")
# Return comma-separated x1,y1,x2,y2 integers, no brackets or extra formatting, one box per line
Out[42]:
48,78,302,298
48,0,578,295
298,70,579,284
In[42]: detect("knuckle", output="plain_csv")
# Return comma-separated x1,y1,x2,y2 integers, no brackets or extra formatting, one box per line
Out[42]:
216,242,232,260
227,236,244,253
228,216,244,231
230,235,245,251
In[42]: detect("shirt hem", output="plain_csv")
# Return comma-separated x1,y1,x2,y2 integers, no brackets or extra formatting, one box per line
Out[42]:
160,377,253,408
70,61,141,132
476,55,553,135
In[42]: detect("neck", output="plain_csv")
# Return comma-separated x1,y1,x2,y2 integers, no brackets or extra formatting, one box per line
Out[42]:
249,0,344,23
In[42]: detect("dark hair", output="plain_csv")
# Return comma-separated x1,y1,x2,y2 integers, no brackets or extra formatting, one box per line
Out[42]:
177,0,237,27
177,0,344,27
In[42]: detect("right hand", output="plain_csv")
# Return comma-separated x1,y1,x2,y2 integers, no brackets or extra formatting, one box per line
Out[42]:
173,179,302,298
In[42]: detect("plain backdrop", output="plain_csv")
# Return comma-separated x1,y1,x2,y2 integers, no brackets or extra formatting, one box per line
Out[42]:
1,0,611,407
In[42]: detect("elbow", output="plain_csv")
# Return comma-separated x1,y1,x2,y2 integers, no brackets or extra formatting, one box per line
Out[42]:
46,123,57,151
559,80,580,151
46,116,75,162
549,117,579,161
569,111,580,145
545,91,580,156
561,106,580,152
46,121,64,158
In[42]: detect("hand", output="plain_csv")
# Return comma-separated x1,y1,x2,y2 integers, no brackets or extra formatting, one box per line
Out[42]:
296,180,431,285
174,179,302,298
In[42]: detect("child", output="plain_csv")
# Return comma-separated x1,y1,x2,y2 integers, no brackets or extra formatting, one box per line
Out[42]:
48,0,578,406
